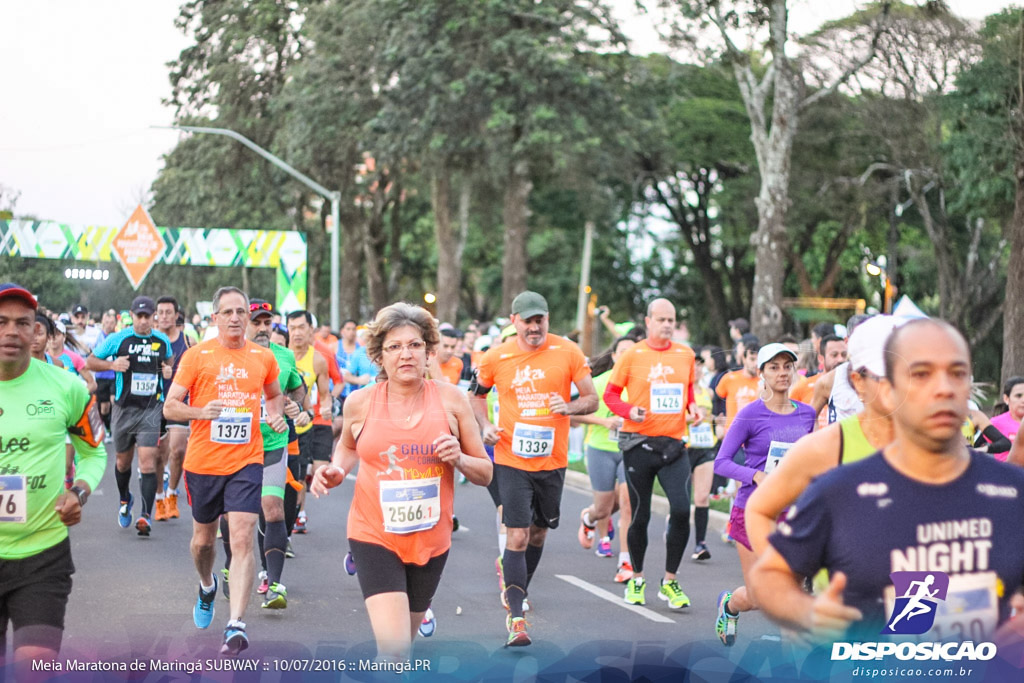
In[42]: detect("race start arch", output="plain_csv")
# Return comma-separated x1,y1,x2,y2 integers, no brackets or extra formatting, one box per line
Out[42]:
0,205,307,311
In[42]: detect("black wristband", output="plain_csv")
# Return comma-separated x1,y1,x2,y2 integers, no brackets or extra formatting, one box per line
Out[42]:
70,485,88,507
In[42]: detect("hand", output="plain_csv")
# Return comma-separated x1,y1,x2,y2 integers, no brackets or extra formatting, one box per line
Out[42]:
268,414,287,433
598,306,610,319
434,434,463,466
606,416,623,431
806,572,863,643
283,399,301,420
198,400,226,420
688,404,706,425
319,404,332,421
481,423,504,446
111,356,130,372
629,406,646,423
752,470,767,486
162,364,173,380
294,411,311,428
311,464,345,497
548,393,569,415
54,492,82,527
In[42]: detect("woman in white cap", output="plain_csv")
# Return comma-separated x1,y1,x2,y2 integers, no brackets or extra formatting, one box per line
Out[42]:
712,342,817,647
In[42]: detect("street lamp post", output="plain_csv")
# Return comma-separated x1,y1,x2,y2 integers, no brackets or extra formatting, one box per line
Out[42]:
865,260,895,313
154,125,342,329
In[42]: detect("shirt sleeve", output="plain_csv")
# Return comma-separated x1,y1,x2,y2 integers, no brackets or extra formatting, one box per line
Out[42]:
768,475,834,578
476,350,496,390
264,350,280,386
91,330,120,359
65,383,107,491
715,373,731,400
714,406,758,485
571,346,592,384
173,346,198,392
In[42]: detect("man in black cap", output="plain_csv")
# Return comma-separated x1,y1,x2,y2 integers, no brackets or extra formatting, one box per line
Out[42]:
70,303,99,349
87,296,174,536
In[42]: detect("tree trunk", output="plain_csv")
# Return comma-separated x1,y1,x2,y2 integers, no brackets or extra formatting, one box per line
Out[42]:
1002,159,1024,385
501,160,531,314
339,212,363,321
304,198,324,316
432,167,468,324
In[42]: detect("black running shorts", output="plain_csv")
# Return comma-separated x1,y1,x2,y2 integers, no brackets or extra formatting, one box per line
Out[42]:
0,537,74,652
494,464,566,530
348,539,448,613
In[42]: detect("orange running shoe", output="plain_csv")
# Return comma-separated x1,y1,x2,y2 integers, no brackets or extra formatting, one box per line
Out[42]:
614,561,634,584
154,498,169,522
166,492,180,519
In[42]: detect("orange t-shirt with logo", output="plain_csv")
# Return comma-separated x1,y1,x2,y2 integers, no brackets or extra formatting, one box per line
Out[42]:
175,338,280,475
438,356,463,385
348,381,454,564
476,335,591,472
715,370,760,430
608,340,696,440
790,374,818,404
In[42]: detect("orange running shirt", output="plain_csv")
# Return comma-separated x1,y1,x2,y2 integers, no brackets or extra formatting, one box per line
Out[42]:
438,356,463,385
476,335,591,472
348,381,454,564
608,340,696,440
175,339,280,475
790,374,818,404
715,370,760,430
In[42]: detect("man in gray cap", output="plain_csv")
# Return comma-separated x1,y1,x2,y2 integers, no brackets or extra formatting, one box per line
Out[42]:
87,295,174,536
470,290,597,647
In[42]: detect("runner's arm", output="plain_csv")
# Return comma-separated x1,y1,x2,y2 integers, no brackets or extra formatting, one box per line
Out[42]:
163,382,213,421
714,415,759,486
263,377,286,429
810,369,835,416
1008,428,1024,467
66,391,106,494
312,352,332,420
570,413,620,429
440,383,493,486
563,374,598,416
603,382,632,419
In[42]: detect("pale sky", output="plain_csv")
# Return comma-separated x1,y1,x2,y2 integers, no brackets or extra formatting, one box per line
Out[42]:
0,0,1015,227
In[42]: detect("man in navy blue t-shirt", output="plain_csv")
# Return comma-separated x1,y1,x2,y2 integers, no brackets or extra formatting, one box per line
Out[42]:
752,319,1024,643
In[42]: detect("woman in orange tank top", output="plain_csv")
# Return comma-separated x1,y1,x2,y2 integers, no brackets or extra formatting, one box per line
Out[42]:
311,303,491,664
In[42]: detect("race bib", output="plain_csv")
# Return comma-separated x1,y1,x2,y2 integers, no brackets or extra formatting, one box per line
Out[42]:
512,422,554,458
651,384,684,414
0,476,27,524
884,572,998,643
379,478,441,534
764,440,794,475
131,373,158,396
211,410,252,444
260,396,267,423
689,423,715,449
609,426,619,441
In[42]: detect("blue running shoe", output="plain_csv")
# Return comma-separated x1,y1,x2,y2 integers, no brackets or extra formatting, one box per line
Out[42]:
418,608,436,637
117,493,134,529
344,551,357,575
193,575,217,629
220,621,248,656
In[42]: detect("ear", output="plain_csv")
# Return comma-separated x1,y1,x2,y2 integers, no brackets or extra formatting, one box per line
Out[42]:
877,376,897,418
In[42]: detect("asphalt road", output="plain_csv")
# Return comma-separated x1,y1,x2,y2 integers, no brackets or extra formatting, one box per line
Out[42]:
56,447,783,680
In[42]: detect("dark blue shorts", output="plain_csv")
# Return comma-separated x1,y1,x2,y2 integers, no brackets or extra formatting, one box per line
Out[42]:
184,463,262,524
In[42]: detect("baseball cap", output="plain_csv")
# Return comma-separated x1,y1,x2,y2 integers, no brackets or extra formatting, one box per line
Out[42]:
511,291,548,319
130,296,156,315
847,315,904,377
249,298,274,320
0,283,38,310
757,342,798,370
72,304,88,315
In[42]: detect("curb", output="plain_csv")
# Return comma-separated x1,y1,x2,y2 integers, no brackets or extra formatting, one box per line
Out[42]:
563,469,731,532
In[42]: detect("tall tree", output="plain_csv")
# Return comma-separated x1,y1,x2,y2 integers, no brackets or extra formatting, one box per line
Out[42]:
667,0,891,339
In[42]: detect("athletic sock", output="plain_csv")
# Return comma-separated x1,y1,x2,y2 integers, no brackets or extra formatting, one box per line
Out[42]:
619,551,630,564
502,548,527,619
219,516,232,567
115,467,131,503
264,520,288,584
525,543,544,588
694,506,709,545
582,508,594,528
139,472,157,516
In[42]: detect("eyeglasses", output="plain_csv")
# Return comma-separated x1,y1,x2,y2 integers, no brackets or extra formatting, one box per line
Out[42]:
382,340,426,354
250,302,272,312
272,323,288,333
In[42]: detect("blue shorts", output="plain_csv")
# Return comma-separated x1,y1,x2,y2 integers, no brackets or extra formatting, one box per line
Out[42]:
184,463,262,524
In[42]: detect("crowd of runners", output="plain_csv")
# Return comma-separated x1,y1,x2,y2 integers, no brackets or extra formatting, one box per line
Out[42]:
4,278,1024,671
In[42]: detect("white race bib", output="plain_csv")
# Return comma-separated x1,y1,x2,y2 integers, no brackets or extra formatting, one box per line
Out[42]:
651,384,684,414
689,423,715,449
379,478,441,534
512,422,554,458
260,396,267,423
211,410,252,444
131,372,158,396
884,572,998,643
764,440,795,475
0,475,27,524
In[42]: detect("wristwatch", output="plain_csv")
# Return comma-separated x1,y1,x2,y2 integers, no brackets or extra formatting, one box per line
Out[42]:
69,485,88,507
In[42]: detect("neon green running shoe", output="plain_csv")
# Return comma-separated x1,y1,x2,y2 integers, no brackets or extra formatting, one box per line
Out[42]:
716,590,738,646
658,579,691,609
624,577,646,605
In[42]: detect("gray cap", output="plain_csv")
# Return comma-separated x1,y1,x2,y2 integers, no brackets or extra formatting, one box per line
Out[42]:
511,291,548,319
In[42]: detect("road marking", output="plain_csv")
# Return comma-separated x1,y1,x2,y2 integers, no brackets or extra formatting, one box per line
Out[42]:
555,574,675,624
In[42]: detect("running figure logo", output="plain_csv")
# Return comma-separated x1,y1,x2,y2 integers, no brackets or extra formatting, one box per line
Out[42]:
378,445,406,479
882,571,950,635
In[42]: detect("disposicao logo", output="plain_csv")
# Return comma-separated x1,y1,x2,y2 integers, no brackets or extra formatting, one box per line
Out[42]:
882,571,949,635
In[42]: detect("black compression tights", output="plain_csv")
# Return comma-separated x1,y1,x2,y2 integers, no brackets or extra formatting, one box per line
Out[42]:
624,446,691,575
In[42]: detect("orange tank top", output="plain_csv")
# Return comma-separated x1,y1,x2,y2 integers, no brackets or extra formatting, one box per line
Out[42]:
347,380,455,564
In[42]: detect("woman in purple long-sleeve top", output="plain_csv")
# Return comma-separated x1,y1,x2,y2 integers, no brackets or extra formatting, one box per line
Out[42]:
712,343,817,647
